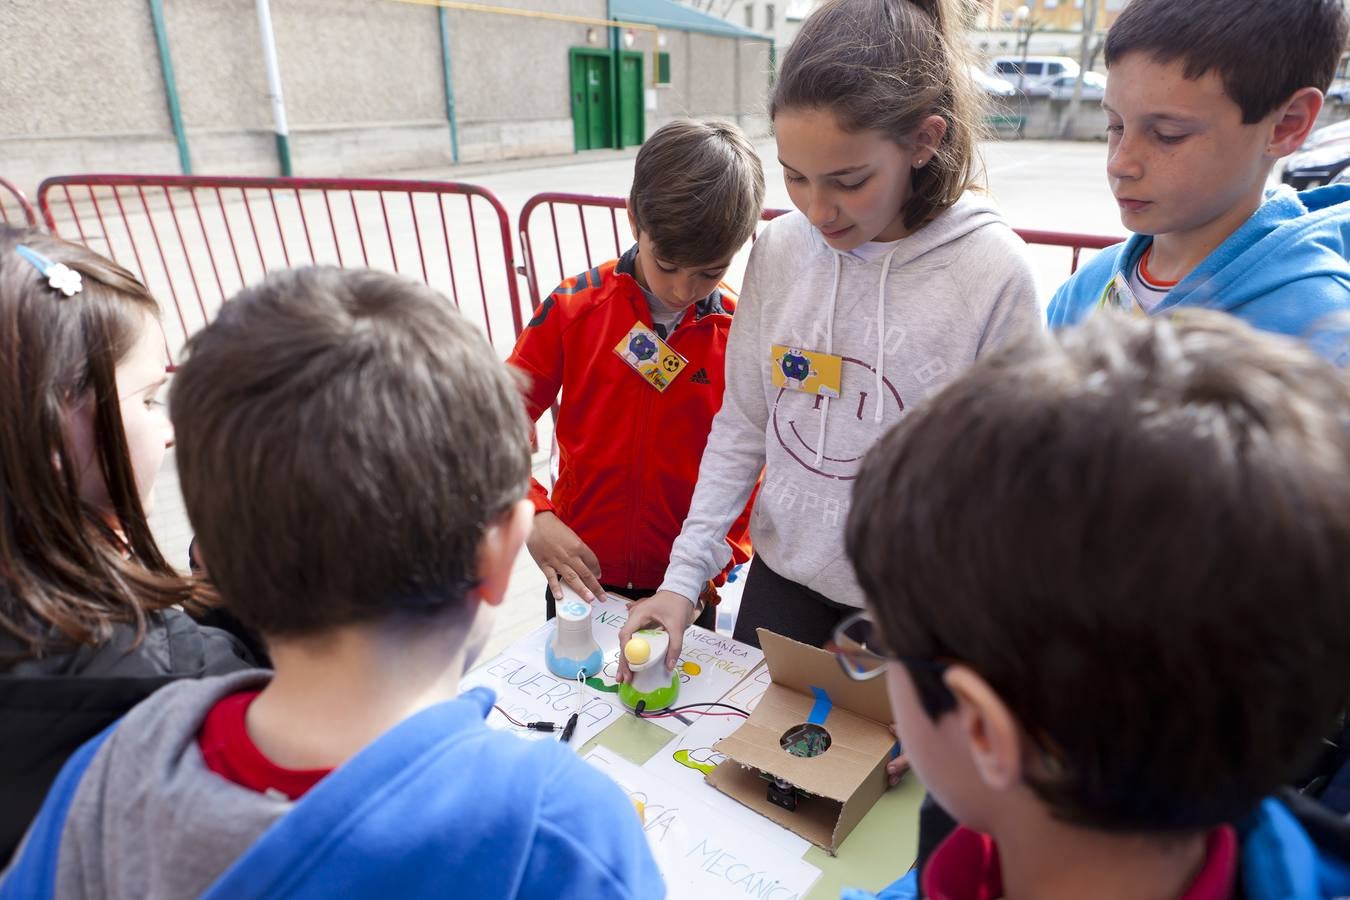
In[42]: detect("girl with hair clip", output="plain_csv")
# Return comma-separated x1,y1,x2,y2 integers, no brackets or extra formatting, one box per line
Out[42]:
620,0,1040,772
0,229,253,863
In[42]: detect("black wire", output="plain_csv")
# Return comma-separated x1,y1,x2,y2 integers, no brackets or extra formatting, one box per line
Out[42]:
637,701,751,718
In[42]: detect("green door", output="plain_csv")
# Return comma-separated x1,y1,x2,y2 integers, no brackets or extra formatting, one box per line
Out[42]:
587,57,612,150
569,48,614,151
618,51,644,148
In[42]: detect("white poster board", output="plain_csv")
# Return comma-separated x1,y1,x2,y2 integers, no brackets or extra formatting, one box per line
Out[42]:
586,747,822,900
459,650,623,746
641,685,811,857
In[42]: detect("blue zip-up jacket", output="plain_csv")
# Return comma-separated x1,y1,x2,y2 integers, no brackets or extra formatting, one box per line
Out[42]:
845,791,1350,900
1048,185,1350,364
0,671,663,899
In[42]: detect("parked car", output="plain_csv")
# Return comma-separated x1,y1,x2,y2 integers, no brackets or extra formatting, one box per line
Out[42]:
1282,138,1350,189
988,56,1080,94
1044,71,1107,101
970,65,1018,98
1282,119,1350,188
1301,119,1350,150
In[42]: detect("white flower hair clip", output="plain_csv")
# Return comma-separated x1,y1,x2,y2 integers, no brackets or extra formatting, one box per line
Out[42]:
14,244,83,297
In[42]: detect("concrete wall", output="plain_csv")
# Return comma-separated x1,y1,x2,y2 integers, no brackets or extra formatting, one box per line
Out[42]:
982,0,1126,31
1,0,772,194
735,40,772,135
648,32,772,139
1,0,182,187
1018,96,1110,141
978,95,1108,140
687,33,729,113
446,0,603,162
2,1,169,137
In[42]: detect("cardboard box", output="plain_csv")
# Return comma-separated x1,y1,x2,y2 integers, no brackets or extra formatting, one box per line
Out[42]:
706,629,895,855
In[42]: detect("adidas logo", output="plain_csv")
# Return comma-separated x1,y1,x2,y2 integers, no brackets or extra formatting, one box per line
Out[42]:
690,368,711,385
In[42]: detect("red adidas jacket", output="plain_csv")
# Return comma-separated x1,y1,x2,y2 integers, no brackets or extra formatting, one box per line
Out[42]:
507,247,754,592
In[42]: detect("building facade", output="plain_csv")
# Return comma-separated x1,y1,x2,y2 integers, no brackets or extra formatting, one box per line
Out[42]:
0,0,773,194
976,0,1129,31
677,0,819,66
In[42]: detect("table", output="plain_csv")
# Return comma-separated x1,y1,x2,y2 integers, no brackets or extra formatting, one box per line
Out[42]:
580,716,923,899
468,607,924,899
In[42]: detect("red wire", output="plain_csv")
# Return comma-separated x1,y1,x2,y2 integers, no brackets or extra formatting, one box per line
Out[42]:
493,705,527,728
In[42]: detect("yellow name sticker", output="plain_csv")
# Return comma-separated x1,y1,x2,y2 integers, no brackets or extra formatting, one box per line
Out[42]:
614,323,688,392
770,344,842,398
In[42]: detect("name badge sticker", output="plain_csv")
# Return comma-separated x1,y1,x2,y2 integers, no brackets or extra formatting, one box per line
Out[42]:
614,323,688,392
1098,272,1146,317
770,344,843,398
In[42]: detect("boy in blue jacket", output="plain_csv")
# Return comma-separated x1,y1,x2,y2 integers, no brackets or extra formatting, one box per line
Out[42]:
1049,0,1350,364
842,311,1350,899
0,268,661,900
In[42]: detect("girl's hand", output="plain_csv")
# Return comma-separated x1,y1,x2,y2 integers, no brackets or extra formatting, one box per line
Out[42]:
526,512,605,601
616,590,698,682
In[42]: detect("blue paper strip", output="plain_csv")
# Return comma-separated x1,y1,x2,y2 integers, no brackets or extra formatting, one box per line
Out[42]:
808,686,832,725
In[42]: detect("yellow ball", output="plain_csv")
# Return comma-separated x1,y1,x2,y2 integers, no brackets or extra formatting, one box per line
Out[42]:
624,636,651,666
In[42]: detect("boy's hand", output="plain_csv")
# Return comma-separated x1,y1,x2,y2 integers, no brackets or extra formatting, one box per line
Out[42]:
616,590,697,682
886,723,910,787
526,512,605,602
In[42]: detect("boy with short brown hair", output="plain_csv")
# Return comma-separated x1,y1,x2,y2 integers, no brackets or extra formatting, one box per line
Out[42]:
509,118,765,622
843,311,1350,899
1,267,661,899
1049,0,1350,364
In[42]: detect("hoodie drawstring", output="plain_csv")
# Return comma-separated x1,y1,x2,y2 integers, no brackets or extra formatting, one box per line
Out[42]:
874,246,899,424
814,253,842,468
814,245,900,466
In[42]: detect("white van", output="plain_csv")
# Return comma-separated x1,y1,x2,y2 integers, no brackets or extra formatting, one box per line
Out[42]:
988,56,1081,95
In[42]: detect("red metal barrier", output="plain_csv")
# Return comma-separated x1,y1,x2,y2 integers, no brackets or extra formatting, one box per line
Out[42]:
38,174,526,364
517,192,789,310
1015,228,1121,276
0,177,39,228
517,191,1120,309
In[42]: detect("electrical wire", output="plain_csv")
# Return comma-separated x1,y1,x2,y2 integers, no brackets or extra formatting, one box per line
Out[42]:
657,702,751,717
633,701,751,722
493,705,527,728
640,709,748,721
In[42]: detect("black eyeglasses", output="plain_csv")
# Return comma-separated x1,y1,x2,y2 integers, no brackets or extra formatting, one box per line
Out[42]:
830,610,893,681
831,614,1067,766
830,611,958,716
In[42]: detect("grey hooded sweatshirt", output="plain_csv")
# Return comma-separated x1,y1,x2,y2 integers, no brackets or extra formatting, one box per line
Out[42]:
660,197,1042,609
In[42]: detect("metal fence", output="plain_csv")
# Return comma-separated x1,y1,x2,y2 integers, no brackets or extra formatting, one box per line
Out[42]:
0,177,39,227
517,191,1120,309
38,174,527,363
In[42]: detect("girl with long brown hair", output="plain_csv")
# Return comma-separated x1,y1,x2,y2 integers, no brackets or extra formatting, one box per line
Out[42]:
622,0,1040,745
0,229,253,862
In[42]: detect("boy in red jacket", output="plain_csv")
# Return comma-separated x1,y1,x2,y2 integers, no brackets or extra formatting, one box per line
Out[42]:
508,119,764,625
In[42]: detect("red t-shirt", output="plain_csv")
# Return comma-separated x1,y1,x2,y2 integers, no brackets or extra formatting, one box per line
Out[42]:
922,823,1238,900
198,691,332,801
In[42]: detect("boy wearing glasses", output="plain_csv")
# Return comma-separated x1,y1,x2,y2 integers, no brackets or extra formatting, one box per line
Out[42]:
838,311,1350,899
